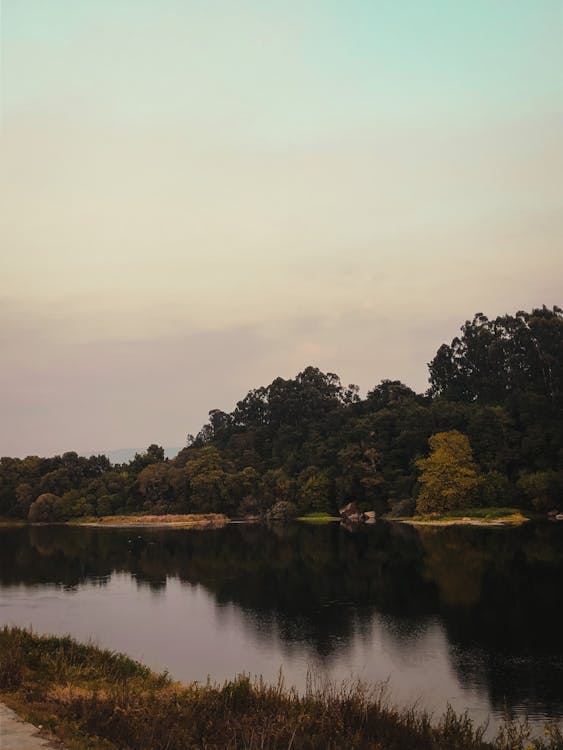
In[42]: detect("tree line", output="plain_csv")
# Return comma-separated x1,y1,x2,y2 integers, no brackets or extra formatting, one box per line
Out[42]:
1,306,562,521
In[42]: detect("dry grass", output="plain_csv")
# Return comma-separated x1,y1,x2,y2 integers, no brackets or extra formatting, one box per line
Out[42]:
399,508,529,526
1,628,561,750
0,517,26,527
71,513,229,528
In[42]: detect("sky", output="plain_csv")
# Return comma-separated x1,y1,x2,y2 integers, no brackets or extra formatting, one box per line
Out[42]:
1,0,562,457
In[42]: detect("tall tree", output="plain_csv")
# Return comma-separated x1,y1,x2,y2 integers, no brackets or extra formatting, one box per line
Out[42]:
416,431,482,515
428,307,563,402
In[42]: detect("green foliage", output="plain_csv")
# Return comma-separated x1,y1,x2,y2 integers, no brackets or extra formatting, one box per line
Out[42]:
429,306,563,402
480,471,514,507
129,444,166,474
28,493,62,522
258,469,295,514
1,307,561,521
416,431,482,515
138,462,188,514
296,468,332,513
297,511,339,522
267,500,298,520
185,446,228,512
517,470,563,511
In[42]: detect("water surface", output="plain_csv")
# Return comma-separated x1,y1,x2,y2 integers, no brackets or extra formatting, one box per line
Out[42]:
0,521,561,730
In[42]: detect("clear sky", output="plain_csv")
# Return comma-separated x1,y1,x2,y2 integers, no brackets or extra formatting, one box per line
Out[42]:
1,0,562,457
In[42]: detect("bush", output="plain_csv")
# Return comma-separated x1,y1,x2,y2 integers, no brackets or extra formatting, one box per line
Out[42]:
517,471,561,511
480,471,514,507
267,501,298,520
28,493,61,523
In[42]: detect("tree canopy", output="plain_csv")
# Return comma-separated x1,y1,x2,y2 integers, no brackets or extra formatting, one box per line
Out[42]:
1,306,561,521
428,306,563,402
415,431,482,515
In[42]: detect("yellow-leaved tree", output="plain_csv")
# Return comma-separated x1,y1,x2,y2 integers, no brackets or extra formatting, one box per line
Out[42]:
416,430,482,515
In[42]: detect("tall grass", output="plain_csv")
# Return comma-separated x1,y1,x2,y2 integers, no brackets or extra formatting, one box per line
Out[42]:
0,627,561,750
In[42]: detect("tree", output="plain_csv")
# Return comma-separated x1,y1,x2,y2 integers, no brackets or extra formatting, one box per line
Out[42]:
15,483,35,516
428,307,563,402
28,493,61,522
366,380,417,410
416,431,482,514
128,444,166,475
517,470,561,511
137,462,187,513
185,446,228,512
296,468,332,513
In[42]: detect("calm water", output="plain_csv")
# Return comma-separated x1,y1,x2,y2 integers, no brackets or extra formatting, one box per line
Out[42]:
0,521,562,731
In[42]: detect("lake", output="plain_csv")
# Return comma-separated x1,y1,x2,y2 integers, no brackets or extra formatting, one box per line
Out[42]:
0,521,562,732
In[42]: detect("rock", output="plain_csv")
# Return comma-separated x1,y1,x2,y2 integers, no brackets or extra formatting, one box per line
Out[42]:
339,503,376,525
339,502,359,519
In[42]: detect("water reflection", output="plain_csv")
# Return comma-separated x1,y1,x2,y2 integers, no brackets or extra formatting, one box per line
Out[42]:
0,522,562,726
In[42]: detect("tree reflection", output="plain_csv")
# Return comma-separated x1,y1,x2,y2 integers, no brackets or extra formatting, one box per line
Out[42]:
0,522,561,715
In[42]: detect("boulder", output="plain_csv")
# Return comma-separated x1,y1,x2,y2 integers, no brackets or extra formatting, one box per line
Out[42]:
339,503,376,525
339,502,359,519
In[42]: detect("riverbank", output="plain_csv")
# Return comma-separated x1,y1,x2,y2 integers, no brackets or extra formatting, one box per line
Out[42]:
1,628,561,750
395,508,531,527
68,512,229,528
1,509,542,529
297,511,340,523
1,513,229,528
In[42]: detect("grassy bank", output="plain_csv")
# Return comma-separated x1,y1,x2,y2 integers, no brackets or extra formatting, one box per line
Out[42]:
1,628,561,750
66,513,229,528
399,507,530,526
296,511,340,523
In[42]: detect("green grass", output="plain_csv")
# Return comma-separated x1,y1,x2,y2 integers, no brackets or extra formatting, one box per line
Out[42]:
296,512,340,523
1,627,561,750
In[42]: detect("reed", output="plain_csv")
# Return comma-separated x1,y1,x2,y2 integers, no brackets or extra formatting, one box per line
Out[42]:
0,627,561,750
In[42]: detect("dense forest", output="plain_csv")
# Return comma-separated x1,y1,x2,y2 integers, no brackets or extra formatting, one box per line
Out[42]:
1,306,562,521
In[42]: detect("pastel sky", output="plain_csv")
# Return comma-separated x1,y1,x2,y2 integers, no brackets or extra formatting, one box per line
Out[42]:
1,0,562,457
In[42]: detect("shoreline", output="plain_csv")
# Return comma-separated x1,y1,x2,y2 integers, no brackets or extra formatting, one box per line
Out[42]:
0,514,230,529
395,513,529,527
2,511,547,529
2,627,559,750
69,513,230,528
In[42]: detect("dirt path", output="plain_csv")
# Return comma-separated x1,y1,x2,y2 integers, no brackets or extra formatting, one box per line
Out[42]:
0,704,63,749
